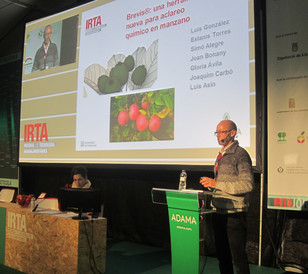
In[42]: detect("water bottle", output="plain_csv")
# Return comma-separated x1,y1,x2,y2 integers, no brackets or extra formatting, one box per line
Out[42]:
178,170,187,190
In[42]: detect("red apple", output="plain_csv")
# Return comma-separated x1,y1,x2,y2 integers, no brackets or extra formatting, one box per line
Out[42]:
129,104,140,120
142,102,149,110
118,110,129,126
136,114,148,131
149,115,161,132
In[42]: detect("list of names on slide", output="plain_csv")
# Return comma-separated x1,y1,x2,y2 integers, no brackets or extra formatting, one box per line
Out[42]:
189,19,232,91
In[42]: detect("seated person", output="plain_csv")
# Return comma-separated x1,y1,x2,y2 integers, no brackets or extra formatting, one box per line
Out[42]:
64,166,104,217
65,165,91,189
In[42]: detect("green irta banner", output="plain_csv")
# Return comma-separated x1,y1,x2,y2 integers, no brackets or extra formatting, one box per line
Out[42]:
0,207,6,264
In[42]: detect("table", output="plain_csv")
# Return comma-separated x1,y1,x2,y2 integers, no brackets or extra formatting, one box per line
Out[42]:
0,202,107,273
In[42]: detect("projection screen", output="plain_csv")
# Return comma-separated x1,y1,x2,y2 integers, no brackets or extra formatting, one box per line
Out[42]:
19,0,256,166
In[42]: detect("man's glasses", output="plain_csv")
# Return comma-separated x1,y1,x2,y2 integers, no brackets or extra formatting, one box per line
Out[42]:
214,130,232,136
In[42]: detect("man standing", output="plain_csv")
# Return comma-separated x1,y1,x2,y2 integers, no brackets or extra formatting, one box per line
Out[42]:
32,25,58,72
200,120,254,274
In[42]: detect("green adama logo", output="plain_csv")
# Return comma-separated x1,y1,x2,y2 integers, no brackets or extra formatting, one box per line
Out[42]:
171,214,197,224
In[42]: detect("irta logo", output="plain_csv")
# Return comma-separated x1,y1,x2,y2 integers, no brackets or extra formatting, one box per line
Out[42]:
274,198,293,208
24,123,48,142
7,212,27,232
86,16,102,29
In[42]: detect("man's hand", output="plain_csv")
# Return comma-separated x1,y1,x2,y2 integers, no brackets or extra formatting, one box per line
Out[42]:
200,177,217,189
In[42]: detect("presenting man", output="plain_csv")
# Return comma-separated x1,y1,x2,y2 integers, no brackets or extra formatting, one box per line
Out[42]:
200,120,254,274
32,25,58,72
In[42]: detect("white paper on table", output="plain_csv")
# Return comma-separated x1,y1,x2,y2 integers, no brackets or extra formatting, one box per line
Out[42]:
0,188,15,202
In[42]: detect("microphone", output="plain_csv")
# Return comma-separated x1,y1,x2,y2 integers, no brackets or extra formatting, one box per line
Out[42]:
32,198,46,212
220,131,230,144
32,203,39,212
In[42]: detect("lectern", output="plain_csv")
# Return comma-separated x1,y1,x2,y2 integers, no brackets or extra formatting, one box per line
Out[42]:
151,188,216,274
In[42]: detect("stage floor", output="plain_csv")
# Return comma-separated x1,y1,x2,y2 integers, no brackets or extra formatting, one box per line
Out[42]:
106,239,285,274
1,238,285,274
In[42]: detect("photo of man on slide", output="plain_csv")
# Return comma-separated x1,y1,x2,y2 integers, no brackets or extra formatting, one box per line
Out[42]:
32,25,59,72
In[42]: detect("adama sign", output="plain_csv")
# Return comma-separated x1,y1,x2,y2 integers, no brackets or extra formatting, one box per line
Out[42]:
171,213,197,225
